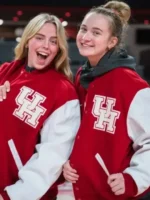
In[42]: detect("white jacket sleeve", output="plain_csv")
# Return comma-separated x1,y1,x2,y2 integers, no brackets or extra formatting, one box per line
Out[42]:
124,87,150,195
5,99,80,200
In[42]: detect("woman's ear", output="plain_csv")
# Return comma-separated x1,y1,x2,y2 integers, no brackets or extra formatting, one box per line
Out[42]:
108,36,118,49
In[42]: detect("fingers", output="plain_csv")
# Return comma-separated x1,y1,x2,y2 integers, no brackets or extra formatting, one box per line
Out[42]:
63,171,79,183
0,81,10,101
64,170,79,179
63,160,77,173
0,194,4,200
4,81,10,92
63,160,79,183
0,86,7,101
108,173,125,195
108,173,121,184
114,188,125,195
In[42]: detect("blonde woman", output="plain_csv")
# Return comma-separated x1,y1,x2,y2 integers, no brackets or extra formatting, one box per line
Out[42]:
0,13,80,200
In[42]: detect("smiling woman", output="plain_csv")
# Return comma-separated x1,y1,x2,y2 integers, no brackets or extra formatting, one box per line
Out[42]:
14,13,72,80
0,13,80,200
27,23,59,70
63,1,150,200
76,11,118,66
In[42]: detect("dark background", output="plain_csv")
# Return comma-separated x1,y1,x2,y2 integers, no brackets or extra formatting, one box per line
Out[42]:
0,0,150,8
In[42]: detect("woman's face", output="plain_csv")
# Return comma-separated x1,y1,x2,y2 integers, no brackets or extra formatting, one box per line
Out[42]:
76,12,117,66
27,23,59,70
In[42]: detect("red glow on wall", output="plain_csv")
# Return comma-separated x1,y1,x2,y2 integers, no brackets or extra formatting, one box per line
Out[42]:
13,17,19,22
65,12,71,17
144,19,149,24
17,10,23,16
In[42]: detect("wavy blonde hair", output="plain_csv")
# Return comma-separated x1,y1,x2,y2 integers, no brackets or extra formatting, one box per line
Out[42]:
15,13,72,81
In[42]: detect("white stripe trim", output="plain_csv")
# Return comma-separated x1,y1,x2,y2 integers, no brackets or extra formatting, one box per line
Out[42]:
8,139,23,170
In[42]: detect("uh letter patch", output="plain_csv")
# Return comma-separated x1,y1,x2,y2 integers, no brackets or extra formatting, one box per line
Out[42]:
13,86,47,128
92,95,120,134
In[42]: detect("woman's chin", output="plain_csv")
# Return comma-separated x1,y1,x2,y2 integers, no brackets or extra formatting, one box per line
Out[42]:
79,50,92,58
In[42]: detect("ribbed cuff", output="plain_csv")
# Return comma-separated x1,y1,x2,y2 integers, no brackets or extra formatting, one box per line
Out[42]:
1,191,10,200
123,173,137,197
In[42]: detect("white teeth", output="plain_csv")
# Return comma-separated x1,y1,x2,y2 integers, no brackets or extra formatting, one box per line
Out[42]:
38,52,49,56
81,44,90,47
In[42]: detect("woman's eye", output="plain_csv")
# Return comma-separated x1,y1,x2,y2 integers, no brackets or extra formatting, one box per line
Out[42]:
93,31,100,36
80,27,87,32
51,40,57,45
36,36,43,40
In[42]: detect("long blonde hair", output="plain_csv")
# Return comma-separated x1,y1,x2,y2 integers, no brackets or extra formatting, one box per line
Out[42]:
15,13,73,81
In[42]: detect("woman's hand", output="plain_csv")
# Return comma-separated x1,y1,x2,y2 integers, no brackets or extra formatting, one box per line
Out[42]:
108,173,125,195
0,81,10,101
0,194,4,200
63,160,79,183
